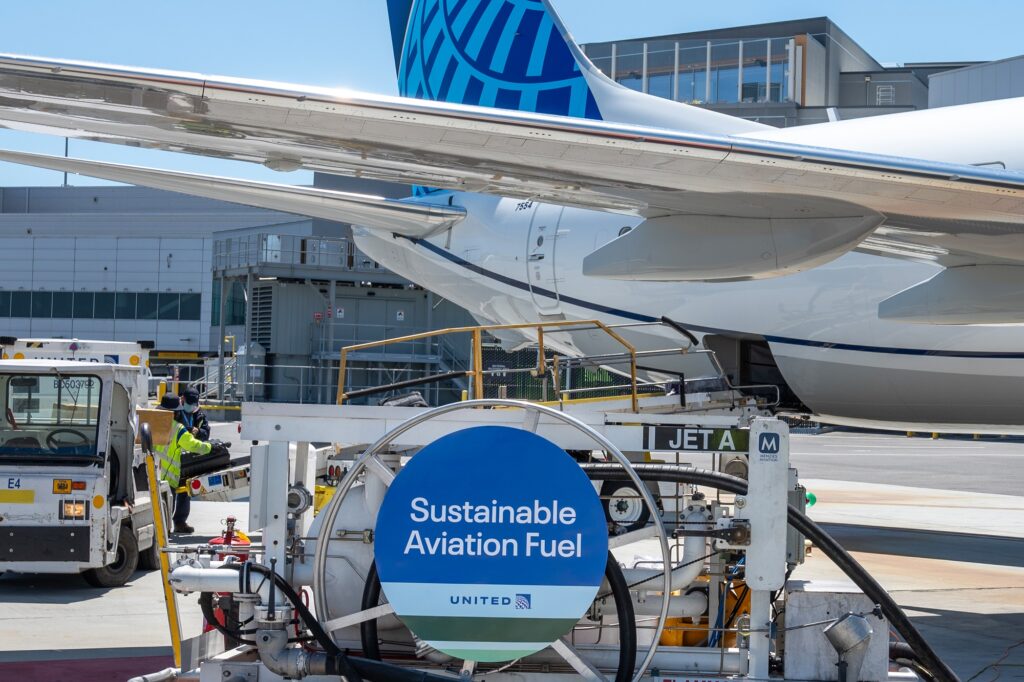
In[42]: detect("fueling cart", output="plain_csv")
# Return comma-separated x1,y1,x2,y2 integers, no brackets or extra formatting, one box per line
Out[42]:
0,360,161,586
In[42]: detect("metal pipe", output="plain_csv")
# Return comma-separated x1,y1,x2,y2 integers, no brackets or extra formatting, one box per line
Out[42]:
620,509,709,592
527,644,743,674
126,668,180,682
168,564,273,602
336,347,348,404
472,328,483,398
342,370,470,400
599,591,707,618
257,626,331,678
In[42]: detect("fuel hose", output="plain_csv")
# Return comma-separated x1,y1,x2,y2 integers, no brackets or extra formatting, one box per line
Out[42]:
579,462,960,682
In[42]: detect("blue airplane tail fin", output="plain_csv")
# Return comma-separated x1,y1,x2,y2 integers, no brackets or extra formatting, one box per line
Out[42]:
386,0,603,120
385,0,768,135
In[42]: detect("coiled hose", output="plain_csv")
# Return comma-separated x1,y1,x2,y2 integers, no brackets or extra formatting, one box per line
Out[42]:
580,462,960,682
360,552,638,682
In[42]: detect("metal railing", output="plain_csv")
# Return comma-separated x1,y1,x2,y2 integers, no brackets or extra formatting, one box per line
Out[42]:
187,356,239,399
182,362,465,406
337,319,643,411
311,322,457,360
212,233,385,273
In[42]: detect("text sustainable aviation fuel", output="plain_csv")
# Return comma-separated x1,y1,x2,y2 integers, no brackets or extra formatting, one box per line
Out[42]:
402,497,585,558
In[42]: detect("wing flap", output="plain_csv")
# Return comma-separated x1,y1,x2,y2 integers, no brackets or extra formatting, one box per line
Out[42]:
0,149,464,238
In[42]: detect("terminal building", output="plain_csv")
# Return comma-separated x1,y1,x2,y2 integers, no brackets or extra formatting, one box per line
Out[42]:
0,15,1020,402
580,17,986,127
0,179,473,403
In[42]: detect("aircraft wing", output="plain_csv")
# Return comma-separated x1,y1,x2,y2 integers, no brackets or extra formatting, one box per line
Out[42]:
1,53,1023,320
0,149,463,238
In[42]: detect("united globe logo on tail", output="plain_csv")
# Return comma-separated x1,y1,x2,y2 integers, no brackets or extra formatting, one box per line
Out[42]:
391,0,603,119
374,425,608,662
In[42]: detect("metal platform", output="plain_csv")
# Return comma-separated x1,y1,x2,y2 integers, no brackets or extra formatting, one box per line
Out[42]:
242,395,768,455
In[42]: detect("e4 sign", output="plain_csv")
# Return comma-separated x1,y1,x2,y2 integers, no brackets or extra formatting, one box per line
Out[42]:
374,425,608,662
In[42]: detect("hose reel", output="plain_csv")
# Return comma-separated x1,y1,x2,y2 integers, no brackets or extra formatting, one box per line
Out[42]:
312,400,672,682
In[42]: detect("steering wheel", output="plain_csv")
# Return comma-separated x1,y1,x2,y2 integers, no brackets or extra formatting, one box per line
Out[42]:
46,428,90,450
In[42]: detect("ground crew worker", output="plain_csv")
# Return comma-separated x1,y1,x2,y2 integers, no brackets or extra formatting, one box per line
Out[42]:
178,386,211,441
155,393,211,534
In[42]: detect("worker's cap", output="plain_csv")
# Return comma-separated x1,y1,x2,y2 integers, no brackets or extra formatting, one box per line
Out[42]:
181,387,201,404
159,394,180,410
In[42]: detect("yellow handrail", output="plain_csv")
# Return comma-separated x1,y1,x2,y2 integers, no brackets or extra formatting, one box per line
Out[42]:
336,319,639,411
144,451,182,668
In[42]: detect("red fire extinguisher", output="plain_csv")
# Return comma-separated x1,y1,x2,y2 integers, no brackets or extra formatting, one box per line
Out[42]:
209,515,251,560
203,516,251,634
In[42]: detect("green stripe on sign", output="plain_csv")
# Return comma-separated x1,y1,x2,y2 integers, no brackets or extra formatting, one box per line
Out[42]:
441,647,542,661
400,615,579,643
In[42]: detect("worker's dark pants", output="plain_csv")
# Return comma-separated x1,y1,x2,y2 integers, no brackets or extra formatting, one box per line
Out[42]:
173,491,191,525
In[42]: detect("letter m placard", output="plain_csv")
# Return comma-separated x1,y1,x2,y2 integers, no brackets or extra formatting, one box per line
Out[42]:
758,433,780,454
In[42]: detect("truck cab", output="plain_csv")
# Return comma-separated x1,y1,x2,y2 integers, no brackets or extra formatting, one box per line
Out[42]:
0,360,159,586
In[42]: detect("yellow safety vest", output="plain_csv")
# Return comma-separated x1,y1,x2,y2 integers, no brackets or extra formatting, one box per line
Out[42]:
156,422,212,489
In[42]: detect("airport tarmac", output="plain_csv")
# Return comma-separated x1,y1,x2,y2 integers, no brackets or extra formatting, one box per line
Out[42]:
0,431,1021,681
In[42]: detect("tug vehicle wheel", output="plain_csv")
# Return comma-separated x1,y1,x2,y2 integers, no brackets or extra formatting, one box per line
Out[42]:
84,525,139,587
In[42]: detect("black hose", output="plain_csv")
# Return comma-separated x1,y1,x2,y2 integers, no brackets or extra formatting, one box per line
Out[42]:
344,657,458,682
199,591,255,645
659,316,700,347
360,561,383,661
361,554,636,681
219,562,453,682
604,551,637,682
221,563,342,654
892,642,939,682
579,462,960,682
723,584,749,632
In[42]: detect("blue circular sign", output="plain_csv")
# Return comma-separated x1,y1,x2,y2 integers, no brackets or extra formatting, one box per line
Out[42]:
374,425,608,662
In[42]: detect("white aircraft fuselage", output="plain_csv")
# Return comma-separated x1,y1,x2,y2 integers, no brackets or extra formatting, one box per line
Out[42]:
355,191,1024,434
0,0,1020,435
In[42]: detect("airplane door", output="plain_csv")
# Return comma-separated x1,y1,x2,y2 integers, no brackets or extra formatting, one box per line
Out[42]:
526,204,564,315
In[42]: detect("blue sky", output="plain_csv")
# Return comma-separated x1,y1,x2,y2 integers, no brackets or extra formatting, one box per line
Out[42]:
1,0,1021,186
